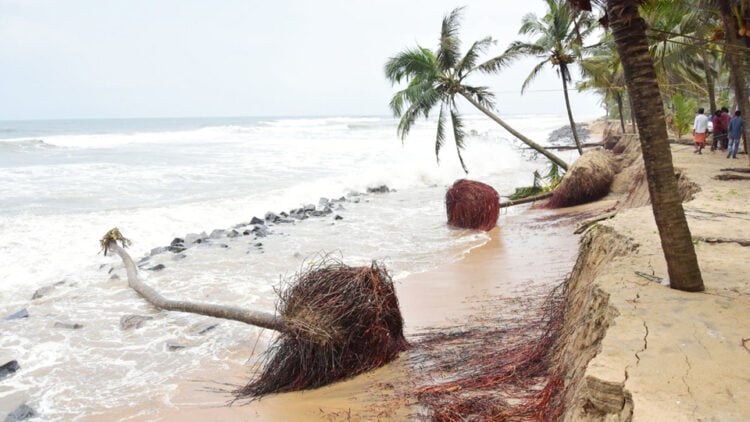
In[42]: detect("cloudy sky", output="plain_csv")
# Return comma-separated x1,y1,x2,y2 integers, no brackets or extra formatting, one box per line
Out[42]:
0,0,604,120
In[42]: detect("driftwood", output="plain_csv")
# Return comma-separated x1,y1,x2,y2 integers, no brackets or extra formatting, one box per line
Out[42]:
713,173,750,181
528,142,604,151
720,168,750,173
101,228,286,332
499,191,553,208
694,237,750,247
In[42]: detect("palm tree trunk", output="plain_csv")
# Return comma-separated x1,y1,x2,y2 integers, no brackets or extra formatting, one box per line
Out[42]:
106,240,287,332
697,26,717,113
616,93,626,133
718,0,750,162
459,91,569,170
627,93,637,133
608,0,704,292
561,73,584,155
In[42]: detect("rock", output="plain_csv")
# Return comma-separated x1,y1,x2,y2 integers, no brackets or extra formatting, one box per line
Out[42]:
147,264,166,272
336,204,346,211
250,216,264,225
367,185,390,194
150,246,168,255
280,211,289,218
3,309,28,321
254,242,263,248
170,237,185,246
209,229,225,239
303,204,316,212
165,341,186,351
54,322,83,330
265,211,280,223
219,244,229,249
252,225,269,238
137,256,150,265
167,245,186,253
227,229,241,238
185,232,208,245
172,253,187,261
334,215,344,220
242,229,252,236
0,360,20,380
4,404,36,421
109,274,120,280
317,197,330,210
120,315,153,330
31,285,56,300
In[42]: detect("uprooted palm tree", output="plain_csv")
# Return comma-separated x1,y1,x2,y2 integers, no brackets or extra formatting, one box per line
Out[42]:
384,7,569,172
498,0,596,155
100,228,408,397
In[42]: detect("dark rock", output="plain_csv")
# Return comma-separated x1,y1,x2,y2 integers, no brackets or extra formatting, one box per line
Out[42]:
4,404,36,421
303,204,316,212
0,360,20,380
31,285,56,300
254,242,263,248
185,232,208,245
109,274,120,280
280,211,289,218
167,245,186,253
252,225,269,238
242,229,252,236
227,229,241,238
4,309,28,321
334,215,344,220
546,124,590,146
120,315,153,330
108,267,115,274
209,229,225,239
219,244,229,248
250,216,264,225
367,185,390,194
147,264,166,272
165,341,186,351
170,238,185,247
54,322,83,330
264,211,280,223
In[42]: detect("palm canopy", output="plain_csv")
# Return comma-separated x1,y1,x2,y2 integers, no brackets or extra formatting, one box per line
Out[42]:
496,0,595,155
385,7,569,172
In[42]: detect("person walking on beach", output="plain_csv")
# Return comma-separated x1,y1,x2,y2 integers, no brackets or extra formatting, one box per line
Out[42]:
721,107,731,150
711,110,725,152
728,110,744,159
693,108,709,154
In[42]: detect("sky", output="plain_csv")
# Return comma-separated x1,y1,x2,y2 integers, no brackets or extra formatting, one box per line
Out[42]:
0,0,605,120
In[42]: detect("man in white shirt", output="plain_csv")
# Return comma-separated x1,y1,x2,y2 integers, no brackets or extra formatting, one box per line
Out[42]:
693,108,709,154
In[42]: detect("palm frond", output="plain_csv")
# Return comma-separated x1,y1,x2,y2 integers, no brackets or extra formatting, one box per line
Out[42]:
435,102,448,164
461,85,496,110
521,59,550,93
384,47,437,84
456,36,494,78
449,104,469,174
437,7,464,70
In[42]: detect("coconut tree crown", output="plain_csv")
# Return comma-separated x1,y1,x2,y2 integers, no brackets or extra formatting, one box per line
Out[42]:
385,7,569,172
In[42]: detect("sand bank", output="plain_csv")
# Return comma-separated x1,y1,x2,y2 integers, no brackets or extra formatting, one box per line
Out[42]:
557,142,750,421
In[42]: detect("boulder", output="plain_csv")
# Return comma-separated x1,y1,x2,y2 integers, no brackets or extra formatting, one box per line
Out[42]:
367,185,390,194
4,404,36,421
3,309,28,321
0,360,20,380
250,216,265,225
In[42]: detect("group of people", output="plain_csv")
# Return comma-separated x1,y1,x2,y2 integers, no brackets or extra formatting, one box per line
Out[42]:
693,107,744,159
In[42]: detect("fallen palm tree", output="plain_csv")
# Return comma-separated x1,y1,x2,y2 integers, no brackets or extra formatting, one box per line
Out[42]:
445,179,500,231
545,149,615,208
100,228,408,398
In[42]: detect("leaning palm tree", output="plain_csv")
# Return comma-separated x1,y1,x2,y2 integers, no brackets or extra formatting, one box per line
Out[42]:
570,0,704,292
499,0,596,155
384,7,569,172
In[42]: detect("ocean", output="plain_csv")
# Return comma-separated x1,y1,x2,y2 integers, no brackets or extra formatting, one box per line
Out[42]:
0,114,585,420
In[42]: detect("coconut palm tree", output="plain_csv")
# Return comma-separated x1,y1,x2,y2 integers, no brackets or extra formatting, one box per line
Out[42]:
570,0,704,292
578,35,628,131
499,0,595,155
384,7,569,172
